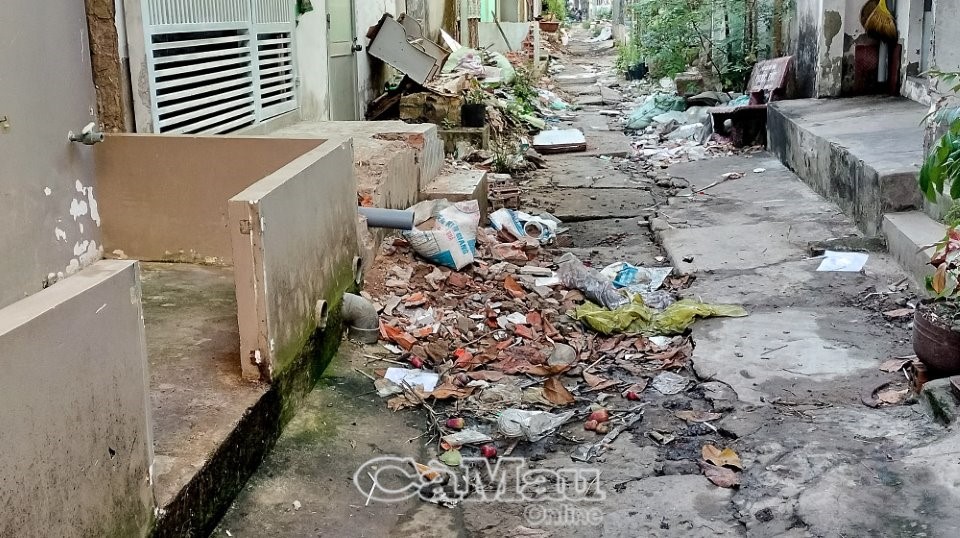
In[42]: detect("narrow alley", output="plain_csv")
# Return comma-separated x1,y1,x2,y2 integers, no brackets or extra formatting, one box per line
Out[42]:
6,2,960,538
214,28,956,538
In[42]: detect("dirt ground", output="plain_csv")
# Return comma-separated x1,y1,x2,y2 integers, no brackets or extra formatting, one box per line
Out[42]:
215,27,960,538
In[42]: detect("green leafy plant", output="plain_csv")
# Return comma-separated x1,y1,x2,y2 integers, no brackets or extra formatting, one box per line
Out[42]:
509,66,538,114
545,0,567,22
464,86,487,105
919,70,960,299
919,70,960,203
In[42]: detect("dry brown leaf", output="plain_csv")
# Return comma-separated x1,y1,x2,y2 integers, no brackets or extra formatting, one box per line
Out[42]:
468,370,508,382
675,410,723,423
698,460,741,488
621,380,648,397
582,371,619,392
877,388,909,405
702,444,743,470
882,308,915,319
387,394,418,411
430,383,475,400
543,376,576,406
933,264,948,294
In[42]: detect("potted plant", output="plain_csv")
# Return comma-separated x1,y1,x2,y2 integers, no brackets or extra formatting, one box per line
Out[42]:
915,70,960,373
461,86,487,128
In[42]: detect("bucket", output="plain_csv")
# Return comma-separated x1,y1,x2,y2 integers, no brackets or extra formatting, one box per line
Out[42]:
461,104,486,128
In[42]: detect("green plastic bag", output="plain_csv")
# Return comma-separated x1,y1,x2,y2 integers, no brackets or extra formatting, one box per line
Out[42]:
624,94,687,131
573,297,747,336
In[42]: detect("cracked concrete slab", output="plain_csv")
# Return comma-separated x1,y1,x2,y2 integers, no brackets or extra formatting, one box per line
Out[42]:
533,188,655,221
691,308,896,405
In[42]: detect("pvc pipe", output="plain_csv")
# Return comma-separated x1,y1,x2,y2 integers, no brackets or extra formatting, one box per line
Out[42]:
342,293,380,344
359,207,415,230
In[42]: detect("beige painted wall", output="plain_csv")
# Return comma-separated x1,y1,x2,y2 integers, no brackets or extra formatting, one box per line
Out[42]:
230,138,360,381
0,0,104,309
296,1,333,121
0,260,154,537
95,135,324,264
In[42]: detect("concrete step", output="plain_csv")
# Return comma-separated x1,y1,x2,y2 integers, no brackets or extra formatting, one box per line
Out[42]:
420,168,489,218
882,211,945,287
767,97,926,235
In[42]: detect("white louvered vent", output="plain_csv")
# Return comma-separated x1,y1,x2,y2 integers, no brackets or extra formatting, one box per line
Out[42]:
143,0,297,134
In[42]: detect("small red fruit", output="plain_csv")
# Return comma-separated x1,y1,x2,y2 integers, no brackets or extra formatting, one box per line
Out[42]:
409,356,424,369
588,409,610,423
583,420,599,431
480,444,498,459
595,422,610,434
625,391,641,401
446,418,466,430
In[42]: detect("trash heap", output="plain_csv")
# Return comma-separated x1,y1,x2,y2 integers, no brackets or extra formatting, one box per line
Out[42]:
355,196,748,501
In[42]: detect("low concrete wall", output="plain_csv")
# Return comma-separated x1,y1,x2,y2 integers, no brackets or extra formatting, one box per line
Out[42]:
0,260,154,537
230,138,360,381
95,135,324,264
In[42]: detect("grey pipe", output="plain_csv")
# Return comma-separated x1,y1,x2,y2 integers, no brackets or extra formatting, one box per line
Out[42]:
359,207,415,230
342,293,380,344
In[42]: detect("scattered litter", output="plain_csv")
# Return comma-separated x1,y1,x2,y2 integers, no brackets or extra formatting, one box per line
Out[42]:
599,263,673,293
557,255,629,310
532,129,587,154
702,444,742,469
882,307,915,319
753,168,767,173
573,297,748,336
403,199,480,270
571,409,644,462
624,94,686,131
384,368,440,393
652,372,689,395
817,251,869,272
489,208,560,244
498,409,575,442
675,410,723,423
442,430,494,446
879,356,917,372
292,500,302,511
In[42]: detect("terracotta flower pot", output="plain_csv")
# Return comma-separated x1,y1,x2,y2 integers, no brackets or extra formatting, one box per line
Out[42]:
539,21,560,33
914,301,960,374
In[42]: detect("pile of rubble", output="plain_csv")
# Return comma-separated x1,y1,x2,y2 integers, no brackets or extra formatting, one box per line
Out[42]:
353,191,747,498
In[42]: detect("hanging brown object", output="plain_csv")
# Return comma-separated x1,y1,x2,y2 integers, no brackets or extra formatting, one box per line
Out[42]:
865,0,898,42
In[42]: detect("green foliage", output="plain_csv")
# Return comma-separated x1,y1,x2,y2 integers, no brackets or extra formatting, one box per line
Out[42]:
620,0,776,90
919,71,960,204
546,0,567,21
509,66,538,114
925,228,960,299
594,7,612,20
945,203,960,227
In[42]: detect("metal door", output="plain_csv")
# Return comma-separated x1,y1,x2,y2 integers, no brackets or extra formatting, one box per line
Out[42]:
327,0,360,120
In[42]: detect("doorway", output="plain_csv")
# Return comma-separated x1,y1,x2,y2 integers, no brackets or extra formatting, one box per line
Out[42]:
327,0,360,120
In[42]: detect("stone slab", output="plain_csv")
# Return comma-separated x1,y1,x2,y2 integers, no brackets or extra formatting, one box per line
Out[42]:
691,308,891,404
421,168,489,218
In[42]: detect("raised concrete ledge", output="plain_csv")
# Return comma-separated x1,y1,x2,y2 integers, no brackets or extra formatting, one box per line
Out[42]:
883,211,946,288
768,97,926,235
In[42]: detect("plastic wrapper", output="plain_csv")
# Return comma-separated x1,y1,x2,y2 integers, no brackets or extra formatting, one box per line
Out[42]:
497,409,575,442
624,94,687,131
403,199,480,270
557,257,628,310
489,208,559,244
572,297,748,336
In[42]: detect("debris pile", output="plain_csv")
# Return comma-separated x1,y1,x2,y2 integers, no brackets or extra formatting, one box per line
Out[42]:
355,194,748,501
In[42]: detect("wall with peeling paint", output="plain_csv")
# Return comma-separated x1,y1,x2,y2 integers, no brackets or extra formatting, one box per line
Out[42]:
0,1,105,310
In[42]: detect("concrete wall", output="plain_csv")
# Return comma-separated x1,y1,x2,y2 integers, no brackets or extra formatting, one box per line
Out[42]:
0,0,104,309
478,21,530,52
930,0,960,73
0,260,154,537
229,138,360,381
95,135,324,264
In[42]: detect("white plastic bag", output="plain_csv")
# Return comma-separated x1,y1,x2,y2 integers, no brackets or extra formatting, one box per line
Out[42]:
403,199,480,270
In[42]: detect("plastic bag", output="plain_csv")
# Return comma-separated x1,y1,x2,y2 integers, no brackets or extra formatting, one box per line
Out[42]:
557,256,628,310
489,208,559,244
572,296,748,336
599,263,673,291
497,409,575,442
403,199,480,270
624,93,687,131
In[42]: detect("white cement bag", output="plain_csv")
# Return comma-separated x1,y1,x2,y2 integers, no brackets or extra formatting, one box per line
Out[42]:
403,199,480,270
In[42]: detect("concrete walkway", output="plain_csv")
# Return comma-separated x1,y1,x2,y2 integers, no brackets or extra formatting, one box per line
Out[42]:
215,31,960,538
